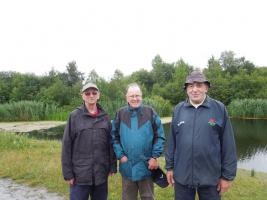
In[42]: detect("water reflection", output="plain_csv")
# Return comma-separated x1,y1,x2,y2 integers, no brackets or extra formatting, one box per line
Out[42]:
163,119,267,172
24,124,65,140
232,119,267,172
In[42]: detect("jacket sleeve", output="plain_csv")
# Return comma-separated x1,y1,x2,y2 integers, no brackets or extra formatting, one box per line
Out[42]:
111,111,125,159
165,108,177,171
221,107,237,181
61,115,75,181
151,111,165,158
108,119,117,173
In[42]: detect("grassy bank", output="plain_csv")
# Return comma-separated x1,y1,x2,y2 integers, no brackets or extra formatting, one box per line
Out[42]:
0,132,267,200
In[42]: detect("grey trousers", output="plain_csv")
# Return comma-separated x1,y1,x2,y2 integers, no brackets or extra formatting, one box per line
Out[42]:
122,176,154,200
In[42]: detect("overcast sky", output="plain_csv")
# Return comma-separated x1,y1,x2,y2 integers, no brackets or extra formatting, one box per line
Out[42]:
0,0,266,80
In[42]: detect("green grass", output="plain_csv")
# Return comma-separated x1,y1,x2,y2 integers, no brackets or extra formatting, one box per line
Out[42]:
0,132,266,200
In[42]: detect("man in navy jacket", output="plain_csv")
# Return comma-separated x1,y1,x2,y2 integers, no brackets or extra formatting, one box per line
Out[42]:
165,70,237,200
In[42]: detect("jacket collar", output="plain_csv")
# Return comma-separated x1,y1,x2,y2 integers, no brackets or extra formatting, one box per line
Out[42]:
127,103,143,112
184,95,211,108
80,102,106,117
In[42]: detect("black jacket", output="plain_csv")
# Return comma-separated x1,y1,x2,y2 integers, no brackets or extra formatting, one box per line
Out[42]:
61,103,117,185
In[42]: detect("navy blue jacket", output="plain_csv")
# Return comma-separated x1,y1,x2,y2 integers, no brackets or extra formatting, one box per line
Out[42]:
165,96,237,187
111,105,165,181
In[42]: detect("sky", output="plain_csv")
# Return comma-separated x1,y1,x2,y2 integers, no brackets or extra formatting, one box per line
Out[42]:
0,0,266,80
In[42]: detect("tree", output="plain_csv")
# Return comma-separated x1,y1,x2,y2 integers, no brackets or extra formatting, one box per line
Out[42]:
65,61,84,86
219,51,255,75
0,71,17,103
10,73,41,102
38,79,73,106
130,69,154,93
152,59,191,105
151,55,175,86
111,69,124,81
219,51,239,75
85,69,102,83
237,57,255,74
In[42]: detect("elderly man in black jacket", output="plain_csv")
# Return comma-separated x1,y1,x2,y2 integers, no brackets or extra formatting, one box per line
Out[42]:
62,83,117,200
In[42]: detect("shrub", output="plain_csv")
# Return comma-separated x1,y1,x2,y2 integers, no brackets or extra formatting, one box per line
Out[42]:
143,95,172,117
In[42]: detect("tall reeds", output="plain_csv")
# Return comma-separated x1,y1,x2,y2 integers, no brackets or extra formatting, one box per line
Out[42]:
228,99,267,119
0,101,63,121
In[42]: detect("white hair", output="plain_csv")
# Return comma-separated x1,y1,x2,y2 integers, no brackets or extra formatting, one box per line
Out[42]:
126,83,142,95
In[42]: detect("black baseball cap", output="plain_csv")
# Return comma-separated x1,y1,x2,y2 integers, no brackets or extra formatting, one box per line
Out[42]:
151,167,169,188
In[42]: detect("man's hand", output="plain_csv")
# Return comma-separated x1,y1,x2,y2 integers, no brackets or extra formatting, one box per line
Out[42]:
166,170,175,186
120,156,128,163
109,172,116,176
148,158,158,170
67,178,75,186
217,179,232,195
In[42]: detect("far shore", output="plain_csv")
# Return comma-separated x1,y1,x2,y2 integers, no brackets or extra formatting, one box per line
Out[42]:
1,116,266,133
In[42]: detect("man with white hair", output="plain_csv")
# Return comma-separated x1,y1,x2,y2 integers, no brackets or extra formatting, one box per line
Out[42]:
112,83,165,200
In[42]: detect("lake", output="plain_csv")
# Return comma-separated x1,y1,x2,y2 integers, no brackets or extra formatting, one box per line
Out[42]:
163,119,267,173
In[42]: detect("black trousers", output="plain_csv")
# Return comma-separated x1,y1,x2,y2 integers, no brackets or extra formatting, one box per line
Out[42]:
70,182,108,200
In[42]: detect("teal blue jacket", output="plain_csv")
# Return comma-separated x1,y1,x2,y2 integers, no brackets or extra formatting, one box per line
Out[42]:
111,105,165,181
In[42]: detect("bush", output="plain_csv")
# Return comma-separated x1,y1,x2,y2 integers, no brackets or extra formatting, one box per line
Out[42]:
143,95,172,117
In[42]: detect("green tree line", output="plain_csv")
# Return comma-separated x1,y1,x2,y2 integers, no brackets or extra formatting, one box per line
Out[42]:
0,51,267,118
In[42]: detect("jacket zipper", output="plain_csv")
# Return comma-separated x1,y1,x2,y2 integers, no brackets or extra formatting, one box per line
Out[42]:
191,108,197,186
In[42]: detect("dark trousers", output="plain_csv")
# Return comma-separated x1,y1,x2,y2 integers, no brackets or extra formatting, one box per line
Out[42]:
70,182,108,200
174,182,221,200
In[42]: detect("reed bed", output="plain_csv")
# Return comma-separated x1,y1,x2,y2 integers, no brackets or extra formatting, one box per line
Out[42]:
228,99,267,119
0,101,61,121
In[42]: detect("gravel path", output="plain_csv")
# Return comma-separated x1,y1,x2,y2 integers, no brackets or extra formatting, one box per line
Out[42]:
0,178,65,200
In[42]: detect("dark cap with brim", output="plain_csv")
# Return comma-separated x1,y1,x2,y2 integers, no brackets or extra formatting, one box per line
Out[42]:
151,167,169,188
184,70,210,89
81,82,99,93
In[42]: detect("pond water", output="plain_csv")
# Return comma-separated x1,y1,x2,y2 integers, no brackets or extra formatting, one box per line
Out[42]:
163,119,267,173
26,119,267,173
232,119,267,173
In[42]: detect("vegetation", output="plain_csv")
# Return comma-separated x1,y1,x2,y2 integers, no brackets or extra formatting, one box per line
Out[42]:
0,100,67,121
0,132,267,200
228,99,267,119
0,51,267,121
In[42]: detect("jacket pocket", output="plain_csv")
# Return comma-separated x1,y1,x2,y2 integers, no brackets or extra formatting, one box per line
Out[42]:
120,161,131,177
132,161,150,181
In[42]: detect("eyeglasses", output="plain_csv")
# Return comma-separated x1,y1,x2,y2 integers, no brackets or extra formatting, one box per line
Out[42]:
84,91,98,96
128,95,142,99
